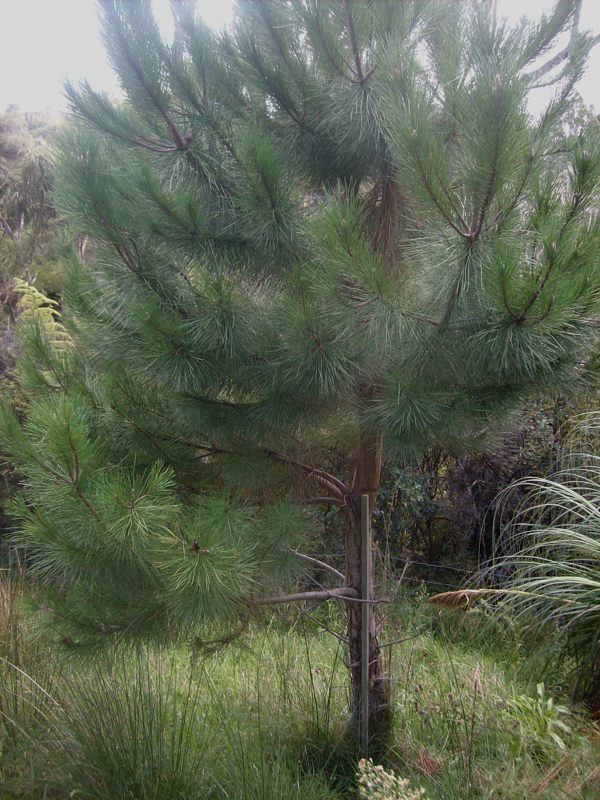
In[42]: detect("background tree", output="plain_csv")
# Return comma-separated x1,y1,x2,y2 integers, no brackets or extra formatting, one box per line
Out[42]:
0,107,62,284
0,106,64,410
2,0,600,742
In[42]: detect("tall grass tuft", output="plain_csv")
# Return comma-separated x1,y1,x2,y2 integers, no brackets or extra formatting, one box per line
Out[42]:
0,571,62,795
55,648,211,800
52,636,347,800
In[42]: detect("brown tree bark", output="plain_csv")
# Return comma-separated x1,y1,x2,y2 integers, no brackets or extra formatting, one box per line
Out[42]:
344,430,391,743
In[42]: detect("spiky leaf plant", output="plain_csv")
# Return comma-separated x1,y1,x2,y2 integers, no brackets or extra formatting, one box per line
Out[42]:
2,0,600,738
481,412,600,709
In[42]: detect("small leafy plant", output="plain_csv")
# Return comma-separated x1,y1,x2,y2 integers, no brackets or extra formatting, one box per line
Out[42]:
507,683,579,756
357,759,428,800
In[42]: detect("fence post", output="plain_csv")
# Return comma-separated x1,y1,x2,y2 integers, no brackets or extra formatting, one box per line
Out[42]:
360,492,370,754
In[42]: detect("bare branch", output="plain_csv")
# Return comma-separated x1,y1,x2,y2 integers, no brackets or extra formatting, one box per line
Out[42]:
249,587,358,605
188,439,348,499
397,559,410,590
529,44,570,82
379,627,427,649
289,549,345,582
304,495,345,507
300,609,349,644
263,448,348,497
0,216,15,241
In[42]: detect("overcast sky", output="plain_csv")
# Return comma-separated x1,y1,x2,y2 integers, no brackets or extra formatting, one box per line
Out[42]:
1,0,599,113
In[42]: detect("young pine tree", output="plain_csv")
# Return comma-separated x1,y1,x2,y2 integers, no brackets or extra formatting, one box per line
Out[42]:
2,0,600,740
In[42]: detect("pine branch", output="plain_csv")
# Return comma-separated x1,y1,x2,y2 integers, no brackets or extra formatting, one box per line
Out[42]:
491,153,536,232
71,471,103,523
412,147,469,239
438,245,475,330
515,189,585,323
302,7,353,79
527,10,599,84
570,0,583,58
109,403,174,465
469,102,502,241
116,242,140,274
440,184,470,232
100,0,187,149
100,0,206,178
343,0,365,84
64,426,104,524
256,0,294,71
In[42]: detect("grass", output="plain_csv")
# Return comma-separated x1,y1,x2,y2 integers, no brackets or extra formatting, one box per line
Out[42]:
0,576,599,799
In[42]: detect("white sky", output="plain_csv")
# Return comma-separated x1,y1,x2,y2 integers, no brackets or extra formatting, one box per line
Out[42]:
1,0,599,113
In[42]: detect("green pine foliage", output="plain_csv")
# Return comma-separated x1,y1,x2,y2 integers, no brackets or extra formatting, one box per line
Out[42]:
2,0,600,646
1,388,312,647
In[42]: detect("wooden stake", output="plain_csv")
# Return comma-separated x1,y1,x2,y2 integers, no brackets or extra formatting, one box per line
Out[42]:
360,493,370,754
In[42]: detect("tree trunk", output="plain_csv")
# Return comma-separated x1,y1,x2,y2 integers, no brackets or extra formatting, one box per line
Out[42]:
345,431,391,744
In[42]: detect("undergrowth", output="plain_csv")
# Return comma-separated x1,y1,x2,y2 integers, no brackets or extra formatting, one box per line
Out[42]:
0,576,599,799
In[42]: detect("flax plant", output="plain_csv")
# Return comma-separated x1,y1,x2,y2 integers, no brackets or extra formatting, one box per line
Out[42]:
486,412,600,707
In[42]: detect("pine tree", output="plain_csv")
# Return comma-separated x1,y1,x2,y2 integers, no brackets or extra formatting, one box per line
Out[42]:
2,0,600,742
